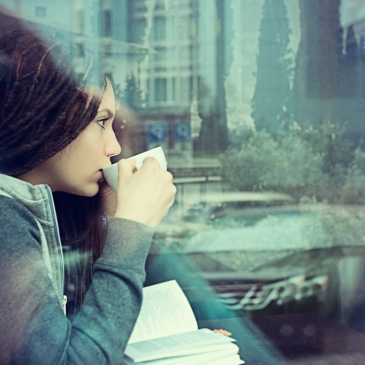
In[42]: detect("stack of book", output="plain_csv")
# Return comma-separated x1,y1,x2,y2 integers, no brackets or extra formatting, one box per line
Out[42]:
122,280,244,365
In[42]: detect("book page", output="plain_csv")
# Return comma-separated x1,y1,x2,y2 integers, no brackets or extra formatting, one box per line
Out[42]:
207,354,244,365
128,281,198,344
123,345,239,365
125,329,235,362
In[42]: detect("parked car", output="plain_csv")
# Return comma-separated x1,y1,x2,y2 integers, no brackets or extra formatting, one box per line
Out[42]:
146,192,365,323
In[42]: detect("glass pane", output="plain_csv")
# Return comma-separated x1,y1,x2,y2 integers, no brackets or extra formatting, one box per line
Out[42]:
3,0,365,363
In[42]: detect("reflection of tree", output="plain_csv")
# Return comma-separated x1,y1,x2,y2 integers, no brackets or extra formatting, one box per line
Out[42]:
112,74,147,157
293,0,365,147
345,26,359,62
195,77,229,155
360,36,365,123
196,102,227,154
251,0,292,133
120,73,144,111
339,25,359,98
195,1,233,155
360,36,365,60
221,121,358,202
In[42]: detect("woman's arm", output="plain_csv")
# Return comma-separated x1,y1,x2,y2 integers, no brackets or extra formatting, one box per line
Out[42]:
0,197,153,365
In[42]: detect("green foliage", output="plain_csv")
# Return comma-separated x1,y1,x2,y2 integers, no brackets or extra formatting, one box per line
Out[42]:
221,122,365,204
114,73,144,111
341,148,365,204
221,128,325,192
299,120,354,185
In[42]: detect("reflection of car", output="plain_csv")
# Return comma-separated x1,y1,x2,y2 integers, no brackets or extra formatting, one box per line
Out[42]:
202,272,328,312
158,191,327,258
182,191,293,223
147,192,365,322
182,203,210,222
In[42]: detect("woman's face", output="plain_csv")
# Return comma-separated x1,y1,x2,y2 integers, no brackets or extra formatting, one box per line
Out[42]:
24,78,121,196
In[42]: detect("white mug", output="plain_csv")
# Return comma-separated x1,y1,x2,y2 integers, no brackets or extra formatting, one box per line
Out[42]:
102,146,167,193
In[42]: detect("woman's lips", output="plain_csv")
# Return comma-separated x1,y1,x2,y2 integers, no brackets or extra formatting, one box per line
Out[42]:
97,170,104,182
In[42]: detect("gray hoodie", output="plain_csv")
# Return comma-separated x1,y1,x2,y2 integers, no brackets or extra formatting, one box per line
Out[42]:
0,174,154,364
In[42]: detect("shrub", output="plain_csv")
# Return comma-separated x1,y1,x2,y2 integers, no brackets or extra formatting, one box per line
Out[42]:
221,128,326,194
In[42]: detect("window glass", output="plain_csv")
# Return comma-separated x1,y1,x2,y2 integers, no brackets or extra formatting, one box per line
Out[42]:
103,9,111,37
154,46,166,63
3,0,365,362
155,77,167,102
154,16,166,41
35,6,46,18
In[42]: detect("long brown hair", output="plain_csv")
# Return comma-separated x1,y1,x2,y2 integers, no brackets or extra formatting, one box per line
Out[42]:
0,27,107,315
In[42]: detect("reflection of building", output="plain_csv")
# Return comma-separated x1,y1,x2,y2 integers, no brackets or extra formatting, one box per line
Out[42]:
1,0,227,189
0,0,73,29
127,0,233,158
294,0,365,145
0,0,149,87
3,0,233,159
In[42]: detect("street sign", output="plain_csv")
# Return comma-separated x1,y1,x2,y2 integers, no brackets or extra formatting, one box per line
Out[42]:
174,122,191,142
148,122,167,142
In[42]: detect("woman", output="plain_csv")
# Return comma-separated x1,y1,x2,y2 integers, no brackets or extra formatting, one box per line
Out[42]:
0,27,176,364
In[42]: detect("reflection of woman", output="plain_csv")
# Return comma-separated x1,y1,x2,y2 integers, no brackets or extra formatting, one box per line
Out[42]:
0,29,176,364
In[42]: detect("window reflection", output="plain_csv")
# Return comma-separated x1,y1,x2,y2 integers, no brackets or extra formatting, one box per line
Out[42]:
35,5,46,18
4,0,365,361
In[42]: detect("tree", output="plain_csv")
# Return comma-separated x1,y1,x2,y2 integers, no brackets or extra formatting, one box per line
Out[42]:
196,1,233,155
120,73,144,111
345,25,359,62
291,0,365,146
196,99,228,155
338,25,359,99
251,0,292,133
360,36,365,60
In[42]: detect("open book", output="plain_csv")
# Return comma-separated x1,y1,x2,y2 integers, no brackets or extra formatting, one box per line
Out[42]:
122,280,244,365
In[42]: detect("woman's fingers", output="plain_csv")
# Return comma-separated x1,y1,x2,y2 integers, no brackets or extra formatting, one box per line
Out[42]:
117,159,136,182
114,157,176,227
140,156,163,172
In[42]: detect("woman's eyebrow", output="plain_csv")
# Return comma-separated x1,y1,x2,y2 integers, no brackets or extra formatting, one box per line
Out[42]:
97,108,114,118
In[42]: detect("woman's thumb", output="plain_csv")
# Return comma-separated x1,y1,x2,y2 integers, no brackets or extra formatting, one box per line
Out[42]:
118,159,137,181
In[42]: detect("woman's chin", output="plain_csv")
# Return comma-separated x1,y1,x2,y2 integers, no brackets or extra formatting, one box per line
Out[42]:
85,184,100,197
69,183,100,197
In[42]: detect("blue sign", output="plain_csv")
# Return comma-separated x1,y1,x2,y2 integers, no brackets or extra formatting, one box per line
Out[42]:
174,123,191,142
148,123,167,142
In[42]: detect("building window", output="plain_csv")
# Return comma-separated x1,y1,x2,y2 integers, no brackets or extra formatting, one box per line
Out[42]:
155,47,166,63
35,6,46,18
172,78,176,101
146,79,150,102
75,42,85,58
155,0,165,11
189,76,193,100
134,18,147,43
155,78,167,102
180,77,190,101
77,10,84,34
104,43,112,55
103,10,112,37
155,66,167,72
154,17,166,41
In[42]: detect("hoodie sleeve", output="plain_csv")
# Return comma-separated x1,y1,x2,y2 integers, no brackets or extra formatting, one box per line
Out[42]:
0,196,154,365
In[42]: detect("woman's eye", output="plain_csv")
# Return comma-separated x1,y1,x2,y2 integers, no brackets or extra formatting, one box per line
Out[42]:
97,119,107,129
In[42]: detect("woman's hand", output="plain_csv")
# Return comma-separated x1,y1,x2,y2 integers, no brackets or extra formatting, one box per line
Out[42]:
98,160,137,219
114,157,177,228
98,179,118,219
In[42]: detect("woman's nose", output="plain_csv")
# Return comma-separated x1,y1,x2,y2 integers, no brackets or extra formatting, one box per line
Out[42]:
105,131,122,157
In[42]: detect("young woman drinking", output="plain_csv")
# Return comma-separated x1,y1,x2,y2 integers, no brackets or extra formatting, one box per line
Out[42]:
0,27,176,364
